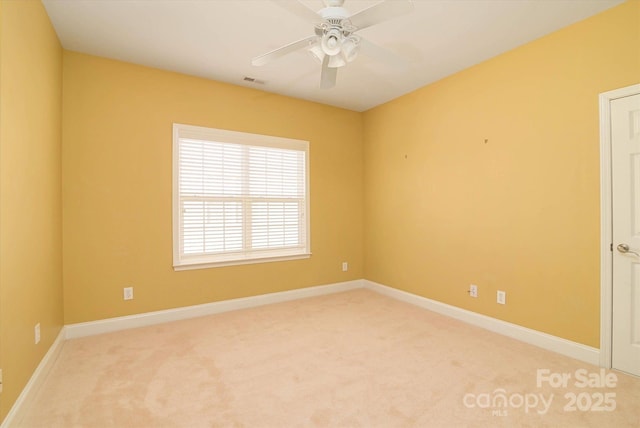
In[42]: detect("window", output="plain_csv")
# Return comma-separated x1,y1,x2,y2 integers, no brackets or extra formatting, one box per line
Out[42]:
173,124,310,270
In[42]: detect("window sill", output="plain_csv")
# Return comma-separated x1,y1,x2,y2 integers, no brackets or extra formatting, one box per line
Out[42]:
174,252,311,271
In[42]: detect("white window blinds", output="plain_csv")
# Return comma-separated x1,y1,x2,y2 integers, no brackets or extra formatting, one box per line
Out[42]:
173,124,310,270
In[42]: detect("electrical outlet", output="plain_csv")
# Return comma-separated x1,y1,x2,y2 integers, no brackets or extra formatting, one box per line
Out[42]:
35,323,41,345
497,290,506,305
123,287,134,300
469,284,478,298
342,262,348,272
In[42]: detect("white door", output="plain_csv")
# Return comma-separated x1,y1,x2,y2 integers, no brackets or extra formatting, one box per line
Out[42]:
612,92,640,376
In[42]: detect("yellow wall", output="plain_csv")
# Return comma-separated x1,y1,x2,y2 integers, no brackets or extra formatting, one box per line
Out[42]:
62,52,364,324
363,0,640,347
0,0,63,420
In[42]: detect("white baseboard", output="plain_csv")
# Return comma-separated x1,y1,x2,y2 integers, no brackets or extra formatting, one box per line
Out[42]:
1,327,66,428
65,279,365,339
363,280,600,366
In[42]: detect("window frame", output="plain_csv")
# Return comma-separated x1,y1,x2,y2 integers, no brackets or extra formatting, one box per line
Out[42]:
172,123,311,271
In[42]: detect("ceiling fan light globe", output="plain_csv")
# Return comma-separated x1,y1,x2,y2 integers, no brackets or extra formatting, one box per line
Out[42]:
308,44,325,63
342,38,359,62
321,29,342,56
328,54,346,68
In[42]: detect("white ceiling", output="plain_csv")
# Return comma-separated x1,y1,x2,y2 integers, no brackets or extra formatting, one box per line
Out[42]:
42,0,623,112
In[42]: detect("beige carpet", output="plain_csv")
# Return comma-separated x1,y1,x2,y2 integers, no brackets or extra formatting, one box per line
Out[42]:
19,289,640,427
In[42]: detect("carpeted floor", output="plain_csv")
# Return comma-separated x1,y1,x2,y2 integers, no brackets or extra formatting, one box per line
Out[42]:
19,289,640,427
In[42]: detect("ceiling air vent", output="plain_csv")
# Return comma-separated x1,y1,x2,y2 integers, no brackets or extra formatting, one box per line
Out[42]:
243,76,265,85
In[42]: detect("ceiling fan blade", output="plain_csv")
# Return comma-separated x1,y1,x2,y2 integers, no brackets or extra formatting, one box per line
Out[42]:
320,55,337,89
359,37,408,70
349,0,414,31
271,0,322,25
252,35,318,66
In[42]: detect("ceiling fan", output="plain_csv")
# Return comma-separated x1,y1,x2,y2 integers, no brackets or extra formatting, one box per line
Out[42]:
251,0,414,89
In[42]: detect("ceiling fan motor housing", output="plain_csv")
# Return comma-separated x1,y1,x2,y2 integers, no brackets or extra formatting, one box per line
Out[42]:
322,0,346,7
319,6,350,22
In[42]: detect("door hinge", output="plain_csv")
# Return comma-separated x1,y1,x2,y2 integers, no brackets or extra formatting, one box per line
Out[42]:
610,243,613,252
